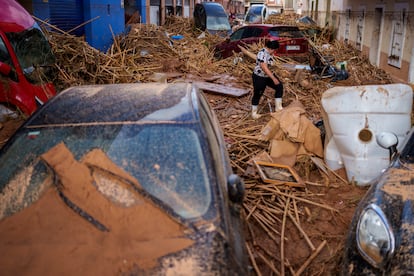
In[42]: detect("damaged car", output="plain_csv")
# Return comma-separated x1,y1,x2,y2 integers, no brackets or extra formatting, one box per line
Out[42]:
342,127,414,275
214,24,309,59
0,0,57,116
0,82,248,275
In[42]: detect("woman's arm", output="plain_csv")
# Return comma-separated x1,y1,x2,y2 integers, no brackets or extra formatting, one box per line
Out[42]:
260,62,279,84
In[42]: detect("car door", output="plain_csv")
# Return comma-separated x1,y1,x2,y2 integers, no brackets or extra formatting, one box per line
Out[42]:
197,90,248,272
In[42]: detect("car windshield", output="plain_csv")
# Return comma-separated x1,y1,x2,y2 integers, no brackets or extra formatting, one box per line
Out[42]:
206,16,231,31
6,24,56,84
249,5,263,14
245,14,261,23
399,130,414,164
0,123,212,220
269,27,304,38
297,16,317,25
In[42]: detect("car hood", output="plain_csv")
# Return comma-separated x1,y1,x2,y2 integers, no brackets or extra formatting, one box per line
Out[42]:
371,164,414,206
207,29,232,37
125,227,246,275
0,143,246,275
0,202,242,275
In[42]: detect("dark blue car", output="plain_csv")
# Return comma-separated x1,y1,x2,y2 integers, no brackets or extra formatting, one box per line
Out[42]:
194,2,232,36
342,127,414,275
0,83,248,275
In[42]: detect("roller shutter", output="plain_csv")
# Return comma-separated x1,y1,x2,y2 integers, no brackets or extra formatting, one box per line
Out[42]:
49,0,84,36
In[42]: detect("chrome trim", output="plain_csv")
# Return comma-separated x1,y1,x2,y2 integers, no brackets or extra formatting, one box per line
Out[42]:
35,96,44,107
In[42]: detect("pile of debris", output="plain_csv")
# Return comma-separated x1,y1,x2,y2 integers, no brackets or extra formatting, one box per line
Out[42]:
43,15,394,275
47,16,241,90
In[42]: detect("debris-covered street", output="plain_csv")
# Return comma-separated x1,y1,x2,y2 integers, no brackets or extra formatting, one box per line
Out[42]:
0,13,409,275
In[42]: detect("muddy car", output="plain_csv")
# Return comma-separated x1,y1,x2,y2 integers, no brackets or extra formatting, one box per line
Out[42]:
193,2,232,37
0,0,57,116
342,127,414,275
214,24,309,59
0,83,248,275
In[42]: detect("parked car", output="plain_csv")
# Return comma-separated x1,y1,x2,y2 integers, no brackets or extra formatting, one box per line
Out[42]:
193,2,232,37
244,4,266,24
296,15,321,38
342,127,414,275
0,82,248,275
214,24,309,59
296,16,317,26
0,0,57,117
244,4,281,25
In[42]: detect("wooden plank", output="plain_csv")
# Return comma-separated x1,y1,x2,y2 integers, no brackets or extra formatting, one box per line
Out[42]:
192,81,249,97
238,45,256,60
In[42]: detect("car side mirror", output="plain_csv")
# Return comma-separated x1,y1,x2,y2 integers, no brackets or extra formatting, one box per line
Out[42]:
0,61,12,76
376,132,398,160
0,62,17,81
227,174,244,203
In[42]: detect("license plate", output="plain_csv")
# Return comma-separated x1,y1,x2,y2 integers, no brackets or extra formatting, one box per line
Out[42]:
286,45,300,51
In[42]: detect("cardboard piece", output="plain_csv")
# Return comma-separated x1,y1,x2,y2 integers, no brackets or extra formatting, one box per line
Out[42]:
270,139,299,167
259,100,324,167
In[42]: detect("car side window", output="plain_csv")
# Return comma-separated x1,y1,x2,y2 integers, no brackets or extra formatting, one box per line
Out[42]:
0,37,13,67
241,27,254,39
241,27,262,39
230,28,245,41
194,5,206,29
252,28,263,37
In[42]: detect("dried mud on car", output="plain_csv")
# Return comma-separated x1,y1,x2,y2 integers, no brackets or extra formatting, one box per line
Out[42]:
0,143,195,275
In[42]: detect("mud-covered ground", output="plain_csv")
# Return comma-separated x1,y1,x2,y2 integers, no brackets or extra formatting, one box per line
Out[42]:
204,92,370,275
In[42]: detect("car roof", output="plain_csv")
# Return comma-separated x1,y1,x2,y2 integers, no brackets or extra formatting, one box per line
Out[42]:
0,0,35,32
28,82,199,125
248,4,264,10
197,2,227,17
198,2,224,7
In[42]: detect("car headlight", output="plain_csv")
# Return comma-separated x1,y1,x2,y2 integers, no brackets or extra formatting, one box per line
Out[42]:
356,204,395,267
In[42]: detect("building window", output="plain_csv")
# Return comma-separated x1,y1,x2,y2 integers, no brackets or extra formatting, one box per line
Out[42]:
388,7,407,68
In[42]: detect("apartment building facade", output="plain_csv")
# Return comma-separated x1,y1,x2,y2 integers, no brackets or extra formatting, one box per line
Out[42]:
307,0,414,84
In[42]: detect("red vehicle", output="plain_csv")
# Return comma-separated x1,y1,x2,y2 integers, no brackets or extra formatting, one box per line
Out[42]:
0,0,57,116
214,24,309,59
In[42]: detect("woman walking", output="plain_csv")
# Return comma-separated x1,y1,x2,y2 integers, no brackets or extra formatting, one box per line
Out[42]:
251,40,284,119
